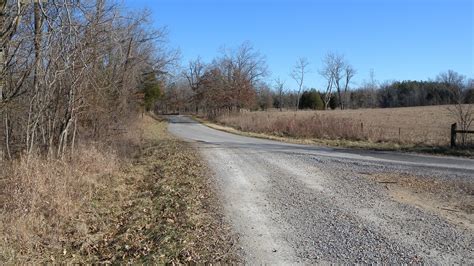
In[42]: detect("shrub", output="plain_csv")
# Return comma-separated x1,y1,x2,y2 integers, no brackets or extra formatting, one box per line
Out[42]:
299,89,324,110
329,94,339,109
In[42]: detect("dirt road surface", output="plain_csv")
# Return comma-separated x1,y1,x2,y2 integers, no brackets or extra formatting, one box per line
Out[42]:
167,115,474,264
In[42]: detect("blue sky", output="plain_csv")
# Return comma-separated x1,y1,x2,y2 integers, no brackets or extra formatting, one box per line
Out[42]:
123,0,473,90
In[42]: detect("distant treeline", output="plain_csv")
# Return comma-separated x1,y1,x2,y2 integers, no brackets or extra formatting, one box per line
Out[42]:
352,80,474,109
266,82,474,111
266,71,474,111
159,75,474,114
296,79,474,111
155,42,472,115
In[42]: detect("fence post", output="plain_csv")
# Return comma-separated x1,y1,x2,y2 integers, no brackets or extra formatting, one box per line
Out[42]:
450,123,457,148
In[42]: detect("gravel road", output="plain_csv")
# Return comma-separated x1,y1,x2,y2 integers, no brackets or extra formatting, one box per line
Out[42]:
167,115,474,264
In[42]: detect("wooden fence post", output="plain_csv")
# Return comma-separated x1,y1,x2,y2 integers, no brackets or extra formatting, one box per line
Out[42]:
450,123,457,148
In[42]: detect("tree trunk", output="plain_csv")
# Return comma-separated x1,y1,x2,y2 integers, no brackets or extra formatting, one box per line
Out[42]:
4,112,11,159
33,0,43,93
0,0,7,103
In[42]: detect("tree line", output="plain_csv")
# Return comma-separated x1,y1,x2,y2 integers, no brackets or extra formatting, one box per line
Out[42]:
0,0,175,159
300,71,474,110
156,42,268,118
2,0,471,159
156,43,473,115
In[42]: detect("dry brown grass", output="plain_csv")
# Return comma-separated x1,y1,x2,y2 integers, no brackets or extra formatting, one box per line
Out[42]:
215,105,474,146
0,145,119,263
0,115,239,263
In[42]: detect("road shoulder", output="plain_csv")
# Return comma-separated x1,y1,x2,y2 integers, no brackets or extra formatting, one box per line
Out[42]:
0,115,241,264
194,116,474,158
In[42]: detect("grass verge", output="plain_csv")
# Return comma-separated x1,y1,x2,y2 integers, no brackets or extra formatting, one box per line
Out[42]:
194,116,474,158
0,115,239,263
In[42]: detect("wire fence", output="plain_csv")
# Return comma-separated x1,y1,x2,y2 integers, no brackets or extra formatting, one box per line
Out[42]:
358,123,474,146
217,111,474,147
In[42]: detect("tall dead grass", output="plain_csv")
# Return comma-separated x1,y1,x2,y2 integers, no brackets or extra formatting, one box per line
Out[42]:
217,112,370,142
0,114,239,263
0,115,148,262
215,107,472,146
0,145,120,262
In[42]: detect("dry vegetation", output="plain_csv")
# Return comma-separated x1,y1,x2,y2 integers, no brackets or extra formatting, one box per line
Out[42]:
0,115,239,264
1,1,241,263
214,105,474,148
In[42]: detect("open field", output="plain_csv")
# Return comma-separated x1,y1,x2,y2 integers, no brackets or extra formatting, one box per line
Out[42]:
0,115,239,264
215,105,474,148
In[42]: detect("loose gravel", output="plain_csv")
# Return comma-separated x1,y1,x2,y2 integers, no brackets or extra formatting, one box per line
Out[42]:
168,116,474,264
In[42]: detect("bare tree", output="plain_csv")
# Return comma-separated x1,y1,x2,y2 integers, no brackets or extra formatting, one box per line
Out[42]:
256,83,273,110
355,69,378,108
0,0,31,107
437,70,465,88
210,41,267,112
184,57,205,91
274,77,286,111
342,64,356,107
290,57,309,110
234,42,268,85
183,57,205,112
319,55,335,110
319,52,356,110
1,0,176,159
438,70,473,146
327,52,345,109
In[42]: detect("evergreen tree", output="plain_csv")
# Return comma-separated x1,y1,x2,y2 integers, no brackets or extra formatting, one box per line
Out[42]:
329,94,338,110
142,72,162,111
299,89,324,110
